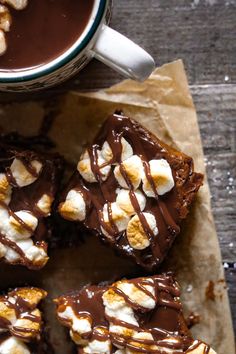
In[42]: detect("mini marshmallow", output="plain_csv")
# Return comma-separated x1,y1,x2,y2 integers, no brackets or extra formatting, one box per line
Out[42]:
11,288,47,307
127,213,158,250
59,306,92,337
2,0,28,10
0,301,16,323
13,309,41,340
0,337,30,354
0,29,6,55
59,189,86,221
36,194,53,216
83,331,111,354
116,280,156,310
101,138,133,163
142,159,174,197
77,150,111,183
187,341,217,354
116,189,146,216
9,211,38,240
101,203,130,235
10,158,42,187
114,155,143,190
102,289,138,327
0,4,11,32
24,245,48,267
0,173,12,204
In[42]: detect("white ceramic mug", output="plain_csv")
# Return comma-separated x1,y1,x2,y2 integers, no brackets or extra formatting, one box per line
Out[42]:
0,0,155,92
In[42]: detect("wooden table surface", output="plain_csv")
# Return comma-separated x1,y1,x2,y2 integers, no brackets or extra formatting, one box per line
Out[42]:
1,0,236,338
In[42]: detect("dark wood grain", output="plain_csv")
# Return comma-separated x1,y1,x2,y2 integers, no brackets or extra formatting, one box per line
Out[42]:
0,0,235,337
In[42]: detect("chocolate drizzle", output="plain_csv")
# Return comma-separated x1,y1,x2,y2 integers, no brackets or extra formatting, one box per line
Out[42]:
0,287,45,343
56,273,197,354
61,113,203,270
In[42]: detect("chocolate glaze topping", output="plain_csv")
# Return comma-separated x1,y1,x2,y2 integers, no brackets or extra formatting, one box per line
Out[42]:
59,113,203,271
0,141,64,269
55,273,211,353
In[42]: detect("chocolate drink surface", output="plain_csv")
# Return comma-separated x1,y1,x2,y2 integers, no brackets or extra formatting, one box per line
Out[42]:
0,0,95,70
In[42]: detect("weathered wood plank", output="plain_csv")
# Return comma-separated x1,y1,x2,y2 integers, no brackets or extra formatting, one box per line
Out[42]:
225,268,236,335
190,85,236,264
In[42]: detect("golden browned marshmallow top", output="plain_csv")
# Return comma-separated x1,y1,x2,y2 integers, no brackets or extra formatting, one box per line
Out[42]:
0,287,47,354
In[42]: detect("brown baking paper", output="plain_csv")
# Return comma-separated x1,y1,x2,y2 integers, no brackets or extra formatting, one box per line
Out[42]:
0,60,234,354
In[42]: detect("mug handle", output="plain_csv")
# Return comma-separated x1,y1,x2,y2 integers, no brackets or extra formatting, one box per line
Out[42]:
92,25,155,81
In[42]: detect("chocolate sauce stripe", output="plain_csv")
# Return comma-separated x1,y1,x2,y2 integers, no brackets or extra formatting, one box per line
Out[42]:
119,162,162,259
0,201,34,233
11,326,39,335
5,167,18,188
112,286,153,312
142,159,179,234
112,329,187,353
19,157,41,178
133,281,156,301
0,232,28,264
88,145,119,235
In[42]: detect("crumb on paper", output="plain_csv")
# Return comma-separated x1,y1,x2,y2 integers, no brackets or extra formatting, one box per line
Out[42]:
205,280,215,301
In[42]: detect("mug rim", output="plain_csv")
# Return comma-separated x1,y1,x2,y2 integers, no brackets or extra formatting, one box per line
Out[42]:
0,0,107,83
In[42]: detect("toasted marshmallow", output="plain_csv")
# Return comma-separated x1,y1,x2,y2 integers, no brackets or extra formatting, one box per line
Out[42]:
9,211,38,240
77,150,110,183
13,309,41,340
0,242,6,258
59,189,86,221
10,158,42,188
116,280,156,310
127,213,158,250
142,159,174,197
101,141,113,163
2,0,28,10
83,327,111,354
101,138,133,163
116,189,146,216
58,305,92,344
0,28,6,55
0,173,12,204
0,301,16,323
11,288,47,307
127,332,157,353
36,194,53,216
24,244,48,267
187,341,216,354
114,155,143,190
101,203,130,236
0,337,30,354
0,5,11,32
103,289,138,327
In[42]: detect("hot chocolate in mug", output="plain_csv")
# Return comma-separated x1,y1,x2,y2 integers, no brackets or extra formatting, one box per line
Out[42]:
0,0,155,92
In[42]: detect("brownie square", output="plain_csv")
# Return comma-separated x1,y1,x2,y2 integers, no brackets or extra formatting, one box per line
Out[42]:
0,140,63,269
0,287,52,354
59,113,203,271
55,273,215,353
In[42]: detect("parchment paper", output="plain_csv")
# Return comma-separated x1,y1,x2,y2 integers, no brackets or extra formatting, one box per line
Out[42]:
0,60,234,354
